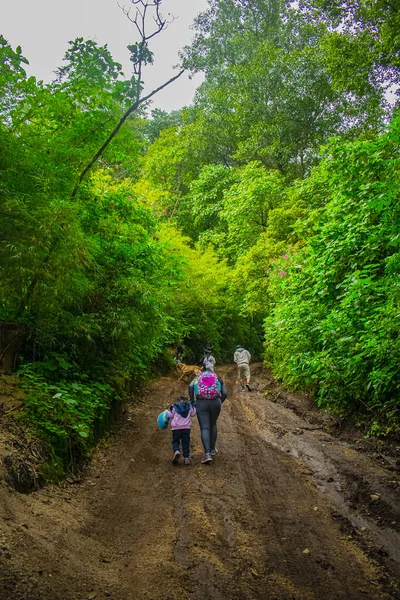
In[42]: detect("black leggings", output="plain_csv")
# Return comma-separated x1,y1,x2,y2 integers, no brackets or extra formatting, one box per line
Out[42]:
196,398,222,454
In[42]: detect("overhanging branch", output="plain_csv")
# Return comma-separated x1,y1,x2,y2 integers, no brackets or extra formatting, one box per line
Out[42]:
70,69,184,198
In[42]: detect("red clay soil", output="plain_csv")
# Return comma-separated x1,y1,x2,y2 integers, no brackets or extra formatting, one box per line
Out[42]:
1,364,400,600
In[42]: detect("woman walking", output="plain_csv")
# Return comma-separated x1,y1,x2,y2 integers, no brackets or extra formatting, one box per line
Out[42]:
188,369,227,463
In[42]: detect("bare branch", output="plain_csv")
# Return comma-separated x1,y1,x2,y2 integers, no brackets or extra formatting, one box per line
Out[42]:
138,69,184,104
146,21,167,41
119,0,175,42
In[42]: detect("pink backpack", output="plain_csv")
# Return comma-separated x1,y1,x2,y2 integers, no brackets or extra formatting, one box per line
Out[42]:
194,371,221,399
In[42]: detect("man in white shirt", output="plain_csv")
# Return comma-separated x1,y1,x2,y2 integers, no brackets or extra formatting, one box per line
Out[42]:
234,345,252,392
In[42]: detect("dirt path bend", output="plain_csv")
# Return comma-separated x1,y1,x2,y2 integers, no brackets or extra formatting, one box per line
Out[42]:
1,365,400,600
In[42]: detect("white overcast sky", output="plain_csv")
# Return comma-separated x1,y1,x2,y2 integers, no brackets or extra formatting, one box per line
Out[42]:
1,0,208,112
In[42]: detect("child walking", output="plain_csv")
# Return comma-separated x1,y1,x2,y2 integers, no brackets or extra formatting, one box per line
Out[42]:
168,396,196,465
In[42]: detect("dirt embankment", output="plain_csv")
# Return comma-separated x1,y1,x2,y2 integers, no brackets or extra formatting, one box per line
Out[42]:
1,365,400,599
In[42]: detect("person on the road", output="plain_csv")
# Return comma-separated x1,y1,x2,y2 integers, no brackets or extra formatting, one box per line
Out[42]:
167,396,196,465
189,369,227,464
174,342,184,363
199,344,216,372
234,345,252,392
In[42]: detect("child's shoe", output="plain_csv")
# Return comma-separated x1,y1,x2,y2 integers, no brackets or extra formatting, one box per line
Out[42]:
172,450,180,464
184,457,191,465
201,453,212,464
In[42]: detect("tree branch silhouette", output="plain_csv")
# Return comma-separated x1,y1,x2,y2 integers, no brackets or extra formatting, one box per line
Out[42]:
71,0,182,198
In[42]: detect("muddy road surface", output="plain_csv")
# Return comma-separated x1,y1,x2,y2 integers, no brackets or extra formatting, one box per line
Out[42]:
1,365,400,599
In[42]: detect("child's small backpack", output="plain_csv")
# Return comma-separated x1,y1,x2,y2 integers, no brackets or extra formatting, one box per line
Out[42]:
157,410,170,430
194,371,221,400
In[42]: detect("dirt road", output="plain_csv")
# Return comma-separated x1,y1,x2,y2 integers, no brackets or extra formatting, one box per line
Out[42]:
1,365,400,599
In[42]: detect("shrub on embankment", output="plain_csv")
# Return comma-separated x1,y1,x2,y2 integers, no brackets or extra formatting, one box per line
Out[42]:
264,115,400,435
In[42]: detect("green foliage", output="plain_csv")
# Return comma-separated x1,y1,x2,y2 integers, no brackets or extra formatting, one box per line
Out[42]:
143,108,183,143
183,164,234,250
56,38,123,89
182,0,385,178
301,0,400,80
1,0,399,483
18,362,114,478
0,37,220,473
156,224,264,361
222,163,286,257
140,110,227,201
232,196,307,316
264,115,400,434
144,158,287,264
0,36,36,117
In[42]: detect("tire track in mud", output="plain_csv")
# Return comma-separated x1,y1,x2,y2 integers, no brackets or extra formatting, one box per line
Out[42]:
0,366,399,599
222,382,389,600
233,370,400,582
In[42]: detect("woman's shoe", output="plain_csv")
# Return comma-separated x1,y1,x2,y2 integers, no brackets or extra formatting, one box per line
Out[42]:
201,453,212,464
210,448,218,456
184,457,191,465
172,450,180,464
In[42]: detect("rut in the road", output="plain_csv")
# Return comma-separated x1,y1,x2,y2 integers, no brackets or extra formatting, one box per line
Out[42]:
0,365,399,600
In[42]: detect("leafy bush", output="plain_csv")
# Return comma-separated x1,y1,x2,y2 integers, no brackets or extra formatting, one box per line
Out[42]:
18,363,115,479
264,115,400,434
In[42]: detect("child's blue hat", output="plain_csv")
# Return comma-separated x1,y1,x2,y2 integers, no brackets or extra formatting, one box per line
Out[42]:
157,410,170,430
